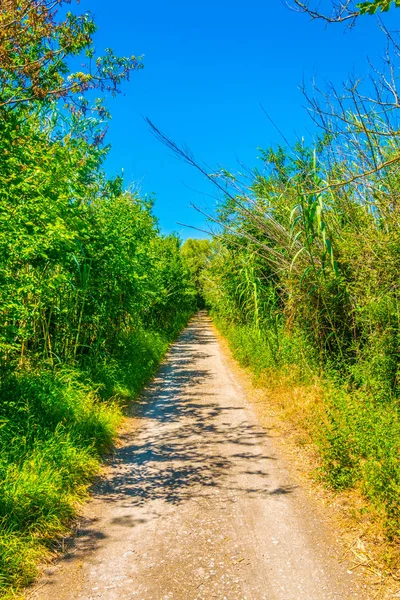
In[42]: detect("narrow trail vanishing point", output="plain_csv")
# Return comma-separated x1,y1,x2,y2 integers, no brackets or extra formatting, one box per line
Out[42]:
32,313,367,600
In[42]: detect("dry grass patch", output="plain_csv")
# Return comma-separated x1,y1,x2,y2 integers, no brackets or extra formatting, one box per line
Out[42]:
214,323,400,600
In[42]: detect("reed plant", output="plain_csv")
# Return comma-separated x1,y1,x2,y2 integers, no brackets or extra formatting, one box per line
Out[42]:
202,98,400,545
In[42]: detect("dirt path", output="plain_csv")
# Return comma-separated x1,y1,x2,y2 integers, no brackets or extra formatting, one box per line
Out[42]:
32,313,366,600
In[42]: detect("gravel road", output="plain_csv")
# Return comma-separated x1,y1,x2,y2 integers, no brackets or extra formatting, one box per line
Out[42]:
32,313,366,600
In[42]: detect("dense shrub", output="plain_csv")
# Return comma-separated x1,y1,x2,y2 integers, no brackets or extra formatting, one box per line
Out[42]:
0,2,196,595
203,118,400,544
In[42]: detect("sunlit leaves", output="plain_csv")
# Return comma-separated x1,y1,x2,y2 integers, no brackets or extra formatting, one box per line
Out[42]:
357,0,400,14
0,0,142,109
0,107,195,364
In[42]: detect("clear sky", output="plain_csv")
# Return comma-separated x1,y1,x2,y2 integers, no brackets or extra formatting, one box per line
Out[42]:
81,0,398,238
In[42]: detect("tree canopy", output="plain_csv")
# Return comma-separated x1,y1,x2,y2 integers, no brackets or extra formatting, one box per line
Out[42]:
0,0,141,110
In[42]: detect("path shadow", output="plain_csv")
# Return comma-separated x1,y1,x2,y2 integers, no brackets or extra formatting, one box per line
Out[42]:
94,315,297,509
31,314,297,587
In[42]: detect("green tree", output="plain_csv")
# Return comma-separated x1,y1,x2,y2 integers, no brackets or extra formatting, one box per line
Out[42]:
181,238,212,307
0,0,141,110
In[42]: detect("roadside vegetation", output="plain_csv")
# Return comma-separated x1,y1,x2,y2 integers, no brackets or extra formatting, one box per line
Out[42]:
171,0,400,577
0,1,196,596
3,0,400,595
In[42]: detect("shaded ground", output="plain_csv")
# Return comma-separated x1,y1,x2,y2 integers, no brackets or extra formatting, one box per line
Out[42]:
30,313,367,600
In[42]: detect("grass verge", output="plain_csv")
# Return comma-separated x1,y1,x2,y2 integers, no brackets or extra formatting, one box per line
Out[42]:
0,319,190,599
214,316,400,595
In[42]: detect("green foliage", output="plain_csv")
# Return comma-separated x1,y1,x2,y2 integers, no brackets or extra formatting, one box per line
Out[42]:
0,325,189,597
0,2,196,596
358,0,400,15
294,0,400,21
181,238,212,307
317,385,400,537
204,113,400,541
0,369,120,594
0,0,141,110
0,109,194,366
0,116,195,594
216,317,400,538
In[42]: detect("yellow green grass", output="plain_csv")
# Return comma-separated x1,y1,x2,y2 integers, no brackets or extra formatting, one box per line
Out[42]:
0,323,187,598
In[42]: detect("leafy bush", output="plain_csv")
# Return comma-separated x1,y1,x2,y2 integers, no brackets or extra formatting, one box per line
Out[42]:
214,317,400,542
0,370,119,594
202,100,400,544
0,2,197,596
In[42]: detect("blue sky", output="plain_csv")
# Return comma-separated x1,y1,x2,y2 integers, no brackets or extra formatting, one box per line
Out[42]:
81,0,398,238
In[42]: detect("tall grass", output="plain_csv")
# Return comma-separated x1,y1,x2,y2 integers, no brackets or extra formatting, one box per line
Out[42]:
0,3,198,596
201,105,400,550
0,369,119,596
0,318,192,598
0,127,196,595
214,317,400,544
